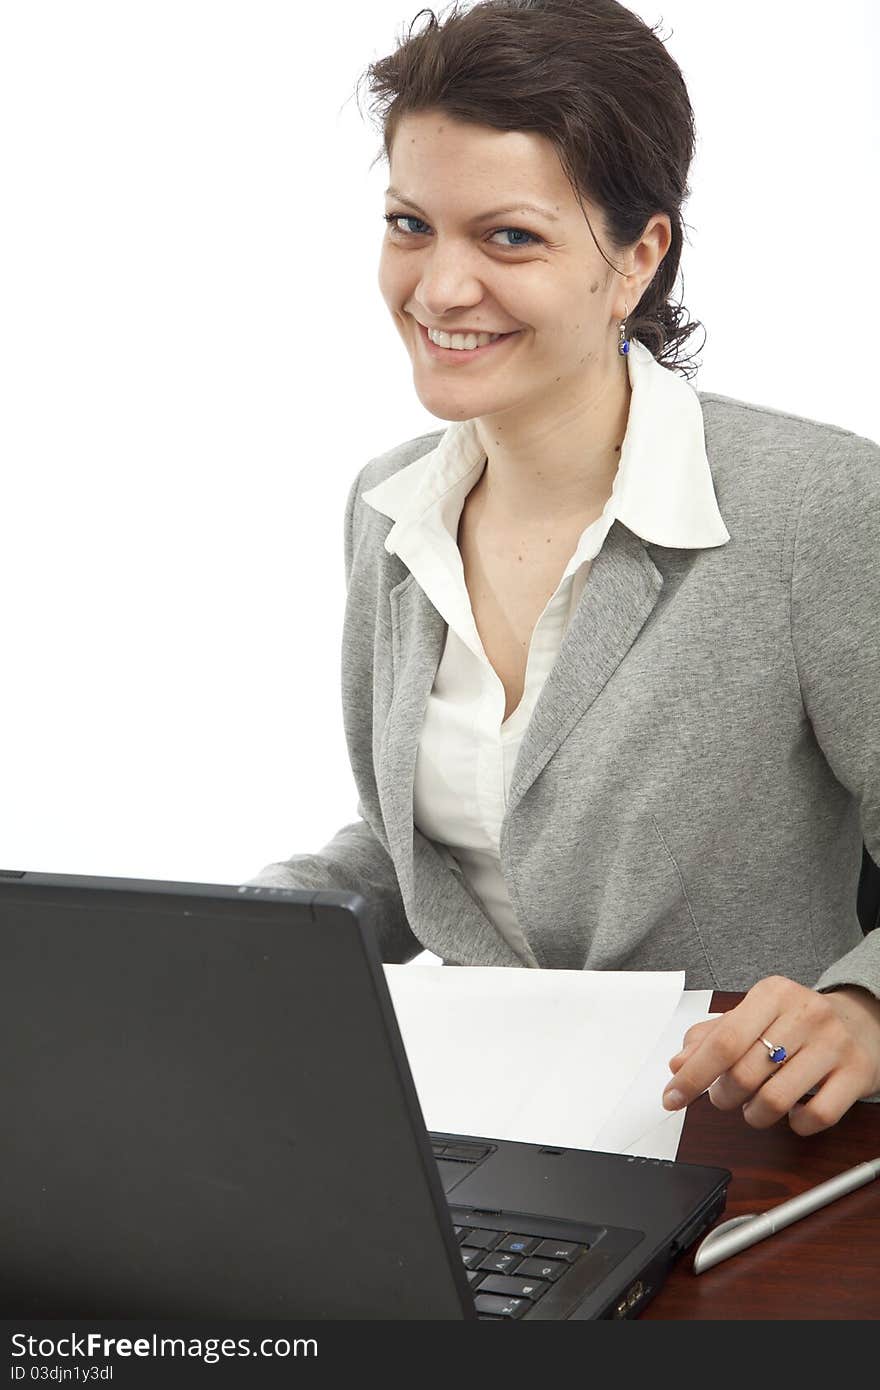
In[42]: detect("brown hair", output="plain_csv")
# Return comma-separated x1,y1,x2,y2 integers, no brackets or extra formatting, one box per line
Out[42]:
354,0,705,379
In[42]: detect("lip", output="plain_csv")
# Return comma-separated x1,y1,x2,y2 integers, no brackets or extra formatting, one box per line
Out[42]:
416,319,523,362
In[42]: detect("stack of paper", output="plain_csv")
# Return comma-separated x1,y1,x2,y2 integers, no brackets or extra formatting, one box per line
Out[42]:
383,965,714,1161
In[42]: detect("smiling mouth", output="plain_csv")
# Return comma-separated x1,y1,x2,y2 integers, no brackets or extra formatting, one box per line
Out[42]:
416,320,523,359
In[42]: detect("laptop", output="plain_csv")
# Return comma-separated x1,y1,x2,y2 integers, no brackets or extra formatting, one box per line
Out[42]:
0,868,731,1320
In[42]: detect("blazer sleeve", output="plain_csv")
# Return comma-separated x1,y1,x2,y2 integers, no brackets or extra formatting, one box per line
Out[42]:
788,430,880,1002
243,466,423,965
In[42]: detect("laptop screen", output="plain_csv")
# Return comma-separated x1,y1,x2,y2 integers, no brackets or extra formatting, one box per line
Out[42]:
0,874,474,1318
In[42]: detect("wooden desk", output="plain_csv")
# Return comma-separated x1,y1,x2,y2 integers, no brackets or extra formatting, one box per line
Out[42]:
643,991,880,1319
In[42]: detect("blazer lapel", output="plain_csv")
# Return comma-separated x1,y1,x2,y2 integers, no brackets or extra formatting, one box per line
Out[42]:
378,573,528,967
506,521,664,817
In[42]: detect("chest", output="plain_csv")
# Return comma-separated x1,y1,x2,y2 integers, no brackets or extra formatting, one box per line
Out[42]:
457,498,592,723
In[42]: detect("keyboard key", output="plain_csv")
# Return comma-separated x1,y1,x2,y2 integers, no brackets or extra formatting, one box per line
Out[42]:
514,1257,566,1282
477,1274,549,1301
533,1239,583,1262
477,1250,522,1275
460,1247,485,1269
473,1293,529,1319
463,1228,503,1250
496,1234,540,1255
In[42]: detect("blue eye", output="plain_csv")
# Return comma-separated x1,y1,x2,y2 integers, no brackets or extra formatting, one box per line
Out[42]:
383,212,542,249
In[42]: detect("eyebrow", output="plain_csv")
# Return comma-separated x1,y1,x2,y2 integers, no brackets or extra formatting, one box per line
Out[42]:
384,186,560,223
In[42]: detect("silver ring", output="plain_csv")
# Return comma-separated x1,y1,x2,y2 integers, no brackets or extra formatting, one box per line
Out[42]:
760,1036,788,1064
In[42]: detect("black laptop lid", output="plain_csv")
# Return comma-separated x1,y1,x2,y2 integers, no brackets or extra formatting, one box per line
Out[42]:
0,871,474,1319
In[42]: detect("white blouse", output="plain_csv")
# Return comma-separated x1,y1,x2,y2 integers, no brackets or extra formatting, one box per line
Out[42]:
361,339,730,966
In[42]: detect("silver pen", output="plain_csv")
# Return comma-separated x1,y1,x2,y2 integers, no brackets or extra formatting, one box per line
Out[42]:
693,1157,880,1274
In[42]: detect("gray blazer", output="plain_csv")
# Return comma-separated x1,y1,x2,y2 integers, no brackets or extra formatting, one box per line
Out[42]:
247,390,880,1004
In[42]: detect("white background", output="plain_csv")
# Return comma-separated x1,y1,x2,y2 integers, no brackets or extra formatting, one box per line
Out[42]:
1,2,877,913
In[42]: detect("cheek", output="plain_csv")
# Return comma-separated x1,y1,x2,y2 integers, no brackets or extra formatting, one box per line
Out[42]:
376,252,401,303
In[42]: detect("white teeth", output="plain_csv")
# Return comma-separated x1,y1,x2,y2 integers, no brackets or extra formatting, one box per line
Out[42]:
427,327,502,350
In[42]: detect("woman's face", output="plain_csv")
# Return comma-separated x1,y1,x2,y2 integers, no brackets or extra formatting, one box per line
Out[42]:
377,110,648,424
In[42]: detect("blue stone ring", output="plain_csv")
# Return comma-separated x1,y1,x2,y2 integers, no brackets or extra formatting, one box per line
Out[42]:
761,1036,788,1064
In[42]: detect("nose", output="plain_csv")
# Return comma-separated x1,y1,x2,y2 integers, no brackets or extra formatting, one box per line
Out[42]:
412,242,489,316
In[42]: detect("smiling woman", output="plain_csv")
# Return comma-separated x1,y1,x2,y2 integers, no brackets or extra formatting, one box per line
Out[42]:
356,0,701,378
247,0,880,1144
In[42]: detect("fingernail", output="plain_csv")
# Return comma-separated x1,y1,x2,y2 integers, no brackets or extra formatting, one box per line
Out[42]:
662,1088,685,1110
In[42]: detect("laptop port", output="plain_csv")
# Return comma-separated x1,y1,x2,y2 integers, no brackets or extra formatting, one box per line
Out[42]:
614,1280,647,1317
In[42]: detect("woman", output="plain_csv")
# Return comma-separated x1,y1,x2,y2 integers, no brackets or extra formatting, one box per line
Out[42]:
248,0,880,1133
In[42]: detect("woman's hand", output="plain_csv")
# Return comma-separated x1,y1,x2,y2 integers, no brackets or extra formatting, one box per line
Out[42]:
661,976,880,1134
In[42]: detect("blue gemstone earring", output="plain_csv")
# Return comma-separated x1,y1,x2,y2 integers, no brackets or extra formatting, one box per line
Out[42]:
618,301,630,356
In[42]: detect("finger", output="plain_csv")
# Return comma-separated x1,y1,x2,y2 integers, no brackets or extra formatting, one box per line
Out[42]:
670,1017,722,1067
668,1039,700,1073
786,1070,862,1136
662,986,790,1110
707,1016,810,1111
739,1041,837,1129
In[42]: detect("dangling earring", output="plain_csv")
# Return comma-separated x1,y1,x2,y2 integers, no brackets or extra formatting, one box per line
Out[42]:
618,301,630,356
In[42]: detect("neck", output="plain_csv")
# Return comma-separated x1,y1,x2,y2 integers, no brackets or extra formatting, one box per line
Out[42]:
471,355,632,530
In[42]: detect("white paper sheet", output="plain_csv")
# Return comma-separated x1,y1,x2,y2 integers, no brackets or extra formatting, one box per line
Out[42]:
593,993,716,1159
383,965,684,1152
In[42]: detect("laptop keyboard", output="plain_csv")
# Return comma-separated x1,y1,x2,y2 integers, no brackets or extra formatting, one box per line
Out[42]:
431,1136,632,1320
454,1218,591,1318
